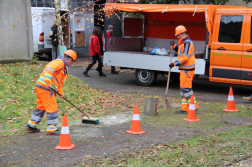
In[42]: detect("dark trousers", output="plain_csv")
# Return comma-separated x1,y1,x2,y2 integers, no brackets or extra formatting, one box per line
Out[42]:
52,45,58,60
85,56,103,74
111,66,115,72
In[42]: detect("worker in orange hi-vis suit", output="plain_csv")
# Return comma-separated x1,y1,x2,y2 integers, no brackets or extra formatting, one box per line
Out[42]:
169,25,199,114
26,50,77,135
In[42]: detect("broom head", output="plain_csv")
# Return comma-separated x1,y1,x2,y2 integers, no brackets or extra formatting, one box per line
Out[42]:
82,117,99,125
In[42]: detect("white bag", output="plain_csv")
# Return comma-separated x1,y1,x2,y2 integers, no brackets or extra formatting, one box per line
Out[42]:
49,31,53,36
155,48,168,56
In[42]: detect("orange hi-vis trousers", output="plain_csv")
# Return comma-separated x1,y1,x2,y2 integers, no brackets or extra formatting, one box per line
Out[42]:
27,87,58,133
180,70,199,111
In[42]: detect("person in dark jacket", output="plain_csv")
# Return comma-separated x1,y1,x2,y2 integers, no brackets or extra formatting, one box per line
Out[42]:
83,26,106,77
50,20,64,60
102,25,119,74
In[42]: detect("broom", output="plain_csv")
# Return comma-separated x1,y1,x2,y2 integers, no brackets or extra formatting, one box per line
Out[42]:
51,88,99,125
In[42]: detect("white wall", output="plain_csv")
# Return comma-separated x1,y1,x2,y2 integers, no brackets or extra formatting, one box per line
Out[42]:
0,0,33,62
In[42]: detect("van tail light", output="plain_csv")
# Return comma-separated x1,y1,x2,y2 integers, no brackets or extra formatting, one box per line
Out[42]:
70,33,72,43
39,32,44,42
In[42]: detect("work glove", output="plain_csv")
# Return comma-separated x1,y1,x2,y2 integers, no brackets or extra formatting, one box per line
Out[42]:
169,63,174,68
96,53,99,56
170,40,175,46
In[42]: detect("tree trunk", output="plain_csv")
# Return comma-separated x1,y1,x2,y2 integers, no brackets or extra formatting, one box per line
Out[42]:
54,0,64,46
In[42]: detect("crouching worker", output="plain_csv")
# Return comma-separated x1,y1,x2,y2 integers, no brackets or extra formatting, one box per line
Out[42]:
169,25,199,114
26,49,77,135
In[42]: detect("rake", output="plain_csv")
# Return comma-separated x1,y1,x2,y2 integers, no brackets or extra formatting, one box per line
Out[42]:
165,43,173,109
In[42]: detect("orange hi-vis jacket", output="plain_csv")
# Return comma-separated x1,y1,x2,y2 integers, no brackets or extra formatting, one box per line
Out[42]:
173,35,195,71
36,56,68,95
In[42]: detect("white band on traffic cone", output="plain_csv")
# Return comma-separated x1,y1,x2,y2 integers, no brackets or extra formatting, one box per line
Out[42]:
228,96,234,101
133,114,140,120
61,126,69,134
189,104,195,110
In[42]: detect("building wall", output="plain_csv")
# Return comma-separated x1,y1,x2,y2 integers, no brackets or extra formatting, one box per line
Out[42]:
71,13,94,57
0,0,33,62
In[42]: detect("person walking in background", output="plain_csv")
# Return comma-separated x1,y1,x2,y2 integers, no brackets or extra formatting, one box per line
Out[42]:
50,20,64,60
83,26,106,77
26,50,77,135
102,25,119,74
169,25,199,114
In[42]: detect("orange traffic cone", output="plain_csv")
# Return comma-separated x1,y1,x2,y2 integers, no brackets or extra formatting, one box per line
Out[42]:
223,86,239,112
55,114,75,150
184,95,200,122
126,104,145,135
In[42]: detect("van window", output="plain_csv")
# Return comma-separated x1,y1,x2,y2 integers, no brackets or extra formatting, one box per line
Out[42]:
218,15,243,43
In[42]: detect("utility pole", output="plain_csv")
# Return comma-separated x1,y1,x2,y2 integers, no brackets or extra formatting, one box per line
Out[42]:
54,0,64,46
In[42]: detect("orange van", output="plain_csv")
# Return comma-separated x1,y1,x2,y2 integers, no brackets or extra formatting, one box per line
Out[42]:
103,3,252,86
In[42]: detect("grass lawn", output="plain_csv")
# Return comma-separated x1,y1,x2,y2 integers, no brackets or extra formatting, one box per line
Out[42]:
0,60,126,136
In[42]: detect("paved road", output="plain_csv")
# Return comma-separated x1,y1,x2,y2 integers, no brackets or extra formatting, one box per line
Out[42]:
69,57,252,105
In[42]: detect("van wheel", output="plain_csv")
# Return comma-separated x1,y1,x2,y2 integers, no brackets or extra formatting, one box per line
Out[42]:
135,69,157,86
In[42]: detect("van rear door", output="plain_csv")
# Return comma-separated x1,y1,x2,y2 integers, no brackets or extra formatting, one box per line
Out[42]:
43,9,55,49
241,10,252,85
210,9,246,84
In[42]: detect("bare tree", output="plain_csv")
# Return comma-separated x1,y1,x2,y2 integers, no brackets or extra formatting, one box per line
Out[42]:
54,0,64,46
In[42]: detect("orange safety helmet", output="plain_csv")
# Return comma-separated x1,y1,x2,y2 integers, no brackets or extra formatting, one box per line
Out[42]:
175,25,187,36
63,50,77,63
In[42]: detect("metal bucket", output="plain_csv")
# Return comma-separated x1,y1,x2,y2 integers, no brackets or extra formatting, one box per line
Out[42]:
144,96,159,116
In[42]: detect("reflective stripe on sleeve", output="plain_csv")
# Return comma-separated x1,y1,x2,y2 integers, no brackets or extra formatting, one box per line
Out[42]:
51,83,58,90
38,77,47,85
46,66,55,74
44,73,52,80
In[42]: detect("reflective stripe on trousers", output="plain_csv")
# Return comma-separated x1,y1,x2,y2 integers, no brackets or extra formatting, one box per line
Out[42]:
180,88,193,100
27,108,58,131
181,96,199,111
46,112,58,133
27,108,45,128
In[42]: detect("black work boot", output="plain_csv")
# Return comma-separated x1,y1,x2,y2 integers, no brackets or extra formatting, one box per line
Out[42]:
175,110,188,114
26,124,40,132
111,66,119,74
46,129,61,135
83,71,90,77
111,71,119,74
83,64,92,77
99,72,106,76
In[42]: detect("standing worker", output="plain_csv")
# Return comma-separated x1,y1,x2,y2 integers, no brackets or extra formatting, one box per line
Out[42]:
26,50,77,135
169,25,199,114
83,26,106,77
102,25,119,74
50,20,64,60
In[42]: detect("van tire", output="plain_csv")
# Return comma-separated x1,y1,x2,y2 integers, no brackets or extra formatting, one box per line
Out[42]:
135,69,157,86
